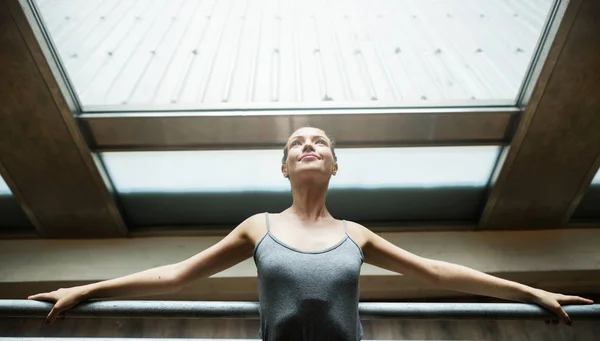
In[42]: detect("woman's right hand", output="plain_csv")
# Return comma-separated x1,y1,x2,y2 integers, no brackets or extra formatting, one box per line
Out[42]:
27,287,89,324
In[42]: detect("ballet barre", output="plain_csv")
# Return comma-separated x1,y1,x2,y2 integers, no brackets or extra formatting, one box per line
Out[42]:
0,300,599,320
0,339,468,341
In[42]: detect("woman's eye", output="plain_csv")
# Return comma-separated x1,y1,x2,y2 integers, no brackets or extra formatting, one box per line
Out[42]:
291,141,301,146
316,140,326,145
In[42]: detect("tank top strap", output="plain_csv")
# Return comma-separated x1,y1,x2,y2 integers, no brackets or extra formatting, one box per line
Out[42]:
342,219,348,236
264,212,271,232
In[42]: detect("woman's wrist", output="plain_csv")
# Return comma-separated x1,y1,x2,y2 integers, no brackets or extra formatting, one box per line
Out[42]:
524,287,546,303
76,283,97,300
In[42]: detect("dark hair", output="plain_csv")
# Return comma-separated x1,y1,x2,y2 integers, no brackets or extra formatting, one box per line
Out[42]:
281,138,338,163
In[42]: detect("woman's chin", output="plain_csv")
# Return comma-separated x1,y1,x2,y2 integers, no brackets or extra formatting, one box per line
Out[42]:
290,169,331,183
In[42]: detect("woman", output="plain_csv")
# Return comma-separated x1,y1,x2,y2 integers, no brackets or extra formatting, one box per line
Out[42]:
29,127,594,339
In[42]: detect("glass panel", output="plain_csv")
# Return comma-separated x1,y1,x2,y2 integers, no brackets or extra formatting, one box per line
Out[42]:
33,0,555,110
0,176,34,230
572,168,600,221
102,146,499,226
592,169,600,184
0,176,11,195
104,146,497,191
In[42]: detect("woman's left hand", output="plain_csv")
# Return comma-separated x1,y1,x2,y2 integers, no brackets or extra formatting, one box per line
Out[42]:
530,289,594,326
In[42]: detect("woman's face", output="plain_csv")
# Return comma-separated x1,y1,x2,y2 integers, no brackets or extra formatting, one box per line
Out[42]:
282,127,338,181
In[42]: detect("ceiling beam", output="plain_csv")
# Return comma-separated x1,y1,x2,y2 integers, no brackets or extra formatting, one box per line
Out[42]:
0,0,126,237
79,108,517,152
479,0,600,229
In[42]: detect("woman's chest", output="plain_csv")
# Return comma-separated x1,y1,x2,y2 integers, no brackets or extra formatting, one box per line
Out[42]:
256,238,362,283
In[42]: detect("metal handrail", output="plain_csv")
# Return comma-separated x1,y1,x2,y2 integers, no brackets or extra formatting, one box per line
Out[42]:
0,339,468,341
1,300,599,320
0,339,457,341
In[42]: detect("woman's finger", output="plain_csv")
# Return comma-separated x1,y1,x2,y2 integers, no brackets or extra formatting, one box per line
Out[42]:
559,295,595,304
46,306,60,324
28,293,54,301
553,306,572,325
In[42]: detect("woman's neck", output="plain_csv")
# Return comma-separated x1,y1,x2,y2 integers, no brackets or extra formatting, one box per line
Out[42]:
287,179,331,222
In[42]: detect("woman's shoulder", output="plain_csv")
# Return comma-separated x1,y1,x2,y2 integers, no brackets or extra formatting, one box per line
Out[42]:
342,220,370,249
240,213,270,246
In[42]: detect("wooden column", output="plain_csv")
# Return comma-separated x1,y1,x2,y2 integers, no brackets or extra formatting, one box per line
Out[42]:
0,0,126,237
480,0,600,229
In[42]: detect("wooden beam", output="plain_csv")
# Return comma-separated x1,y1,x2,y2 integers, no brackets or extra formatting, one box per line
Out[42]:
0,0,126,237
1,228,599,300
480,0,600,229
80,110,516,151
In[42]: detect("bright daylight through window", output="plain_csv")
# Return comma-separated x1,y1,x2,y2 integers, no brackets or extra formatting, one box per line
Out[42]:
102,146,499,193
0,176,11,195
34,0,554,110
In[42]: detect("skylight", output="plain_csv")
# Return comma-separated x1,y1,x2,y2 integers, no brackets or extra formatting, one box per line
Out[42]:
34,0,554,109
0,176,11,195
102,146,500,193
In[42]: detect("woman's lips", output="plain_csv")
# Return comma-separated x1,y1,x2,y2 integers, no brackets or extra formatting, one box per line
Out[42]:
300,154,319,160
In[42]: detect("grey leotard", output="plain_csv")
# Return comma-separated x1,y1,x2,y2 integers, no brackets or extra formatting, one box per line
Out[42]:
253,213,364,341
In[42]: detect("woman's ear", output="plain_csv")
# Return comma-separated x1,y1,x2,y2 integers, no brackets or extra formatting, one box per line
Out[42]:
332,162,338,176
281,163,288,178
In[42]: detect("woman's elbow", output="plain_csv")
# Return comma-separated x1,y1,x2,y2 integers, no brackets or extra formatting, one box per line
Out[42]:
168,263,189,292
421,258,442,285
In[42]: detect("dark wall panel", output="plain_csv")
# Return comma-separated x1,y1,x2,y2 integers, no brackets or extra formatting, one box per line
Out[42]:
572,184,600,220
119,187,485,228
0,195,34,233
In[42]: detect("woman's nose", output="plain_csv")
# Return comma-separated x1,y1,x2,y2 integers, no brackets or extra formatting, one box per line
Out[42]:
302,142,315,152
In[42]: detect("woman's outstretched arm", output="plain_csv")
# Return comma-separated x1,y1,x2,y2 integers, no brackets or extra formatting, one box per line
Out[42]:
28,214,261,324
420,258,594,325
352,221,594,326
